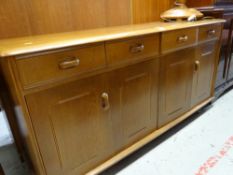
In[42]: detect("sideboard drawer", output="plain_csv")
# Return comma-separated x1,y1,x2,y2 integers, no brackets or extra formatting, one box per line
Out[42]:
106,34,159,65
162,28,197,54
199,24,222,42
16,44,106,88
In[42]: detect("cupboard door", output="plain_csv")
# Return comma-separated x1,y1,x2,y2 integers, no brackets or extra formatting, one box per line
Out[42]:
109,60,159,149
158,48,194,127
26,75,113,175
191,42,216,107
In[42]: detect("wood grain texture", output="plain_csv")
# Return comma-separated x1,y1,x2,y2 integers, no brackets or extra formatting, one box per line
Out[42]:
0,0,132,39
0,0,31,38
132,0,173,23
69,0,106,30
106,0,132,26
0,0,176,39
25,0,73,35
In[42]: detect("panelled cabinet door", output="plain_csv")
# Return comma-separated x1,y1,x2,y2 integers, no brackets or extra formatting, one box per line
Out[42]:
191,42,216,107
108,59,159,150
26,75,113,175
158,48,194,128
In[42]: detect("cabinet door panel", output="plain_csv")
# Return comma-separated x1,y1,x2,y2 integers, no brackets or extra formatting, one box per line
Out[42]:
109,60,159,149
192,42,216,106
122,74,151,137
26,76,113,175
159,48,194,127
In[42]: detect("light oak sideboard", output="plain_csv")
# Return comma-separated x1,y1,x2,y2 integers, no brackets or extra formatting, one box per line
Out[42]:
0,19,225,175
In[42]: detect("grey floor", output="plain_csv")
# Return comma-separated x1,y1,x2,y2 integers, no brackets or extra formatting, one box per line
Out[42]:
0,89,233,175
0,145,29,175
0,112,29,175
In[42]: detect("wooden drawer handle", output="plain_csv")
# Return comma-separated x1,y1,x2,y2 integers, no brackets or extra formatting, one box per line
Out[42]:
130,44,145,53
194,60,200,72
59,58,80,70
101,92,110,111
177,35,189,43
207,29,216,37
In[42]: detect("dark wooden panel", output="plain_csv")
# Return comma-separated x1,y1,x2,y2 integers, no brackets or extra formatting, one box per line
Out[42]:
186,0,215,7
0,164,4,175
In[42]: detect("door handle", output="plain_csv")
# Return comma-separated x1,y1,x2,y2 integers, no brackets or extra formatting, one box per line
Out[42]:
194,60,200,72
101,92,110,111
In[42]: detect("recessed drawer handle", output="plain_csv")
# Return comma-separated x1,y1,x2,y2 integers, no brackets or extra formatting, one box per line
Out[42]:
130,44,145,53
59,58,80,70
207,29,216,37
177,35,189,43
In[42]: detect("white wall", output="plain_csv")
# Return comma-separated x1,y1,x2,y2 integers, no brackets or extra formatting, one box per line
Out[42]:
0,112,13,147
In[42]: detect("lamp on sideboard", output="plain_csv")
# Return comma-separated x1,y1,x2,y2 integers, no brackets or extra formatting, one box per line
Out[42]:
161,0,203,21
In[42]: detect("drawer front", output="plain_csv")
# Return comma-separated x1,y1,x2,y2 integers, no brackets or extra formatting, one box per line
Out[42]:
162,28,197,54
16,44,106,88
198,41,215,57
106,34,159,65
199,24,222,42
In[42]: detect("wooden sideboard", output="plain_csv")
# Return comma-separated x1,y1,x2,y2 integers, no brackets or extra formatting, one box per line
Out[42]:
0,19,224,175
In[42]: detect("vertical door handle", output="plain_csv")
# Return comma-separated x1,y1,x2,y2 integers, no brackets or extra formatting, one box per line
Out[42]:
194,60,200,72
101,92,110,111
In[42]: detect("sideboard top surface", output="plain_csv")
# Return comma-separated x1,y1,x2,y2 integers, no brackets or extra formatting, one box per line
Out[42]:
0,19,225,58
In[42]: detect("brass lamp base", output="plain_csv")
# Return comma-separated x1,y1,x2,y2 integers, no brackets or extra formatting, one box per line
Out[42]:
161,3,203,21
